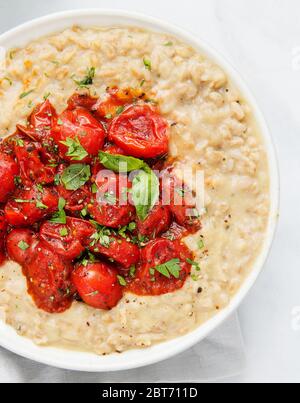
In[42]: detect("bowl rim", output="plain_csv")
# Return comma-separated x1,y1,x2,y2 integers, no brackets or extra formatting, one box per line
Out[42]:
0,8,280,372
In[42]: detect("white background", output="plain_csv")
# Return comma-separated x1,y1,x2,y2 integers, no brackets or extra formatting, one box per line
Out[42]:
0,0,299,383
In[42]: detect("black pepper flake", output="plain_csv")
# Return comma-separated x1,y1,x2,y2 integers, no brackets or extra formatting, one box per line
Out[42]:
197,287,203,294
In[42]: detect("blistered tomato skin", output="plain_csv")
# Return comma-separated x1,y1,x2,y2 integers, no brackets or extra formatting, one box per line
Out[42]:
67,93,98,111
72,262,123,310
14,140,56,185
52,108,106,163
88,172,136,228
24,241,74,313
56,183,92,215
128,239,193,296
93,87,145,119
108,104,169,159
161,169,201,234
40,218,95,261
137,203,172,238
89,236,140,270
17,100,58,143
6,228,37,267
4,186,58,226
0,152,19,203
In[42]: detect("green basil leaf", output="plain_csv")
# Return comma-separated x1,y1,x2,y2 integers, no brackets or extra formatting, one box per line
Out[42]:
61,164,91,191
132,168,159,221
99,152,145,173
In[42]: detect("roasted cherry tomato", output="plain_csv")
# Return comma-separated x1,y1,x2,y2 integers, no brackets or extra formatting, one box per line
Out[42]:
161,169,201,233
128,239,192,296
6,228,37,267
71,262,123,310
108,104,169,158
14,139,56,185
5,185,58,226
103,143,128,156
137,203,171,239
56,183,92,215
17,100,58,143
93,87,145,119
89,235,140,269
25,241,74,313
52,108,106,163
88,171,135,228
0,211,8,265
67,93,98,111
0,152,19,203
40,217,95,261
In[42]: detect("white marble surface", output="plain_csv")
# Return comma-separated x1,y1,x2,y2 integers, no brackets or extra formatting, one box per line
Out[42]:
0,0,299,383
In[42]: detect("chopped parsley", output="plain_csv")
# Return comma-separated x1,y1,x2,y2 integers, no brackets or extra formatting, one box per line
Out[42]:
164,41,173,46
198,239,205,249
60,137,88,161
186,258,201,271
36,200,48,210
73,67,96,88
18,240,29,251
19,89,34,99
143,58,152,71
50,197,67,224
43,92,51,100
116,106,124,115
129,266,136,278
90,227,112,249
117,275,127,286
59,227,68,237
150,258,182,279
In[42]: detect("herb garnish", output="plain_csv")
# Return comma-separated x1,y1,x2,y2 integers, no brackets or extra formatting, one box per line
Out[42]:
150,258,182,279
60,137,88,161
117,275,127,286
143,58,152,71
19,89,34,99
61,164,91,191
50,197,67,224
18,240,29,251
73,67,96,88
99,152,159,221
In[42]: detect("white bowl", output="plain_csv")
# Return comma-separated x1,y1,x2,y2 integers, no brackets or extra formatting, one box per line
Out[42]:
0,9,279,372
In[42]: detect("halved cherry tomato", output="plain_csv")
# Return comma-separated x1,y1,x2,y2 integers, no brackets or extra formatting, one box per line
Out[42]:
88,171,135,228
0,212,8,265
108,104,169,158
67,93,98,111
93,87,145,119
14,139,56,185
128,239,192,296
161,169,201,233
89,235,140,269
5,185,58,226
40,217,95,261
0,152,19,203
52,108,106,163
72,262,123,309
137,203,171,239
17,100,57,143
25,241,74,313
6,228,37,267
56,183,92,215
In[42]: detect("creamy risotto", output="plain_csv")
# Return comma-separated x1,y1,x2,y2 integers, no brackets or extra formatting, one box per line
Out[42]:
0,26,269,354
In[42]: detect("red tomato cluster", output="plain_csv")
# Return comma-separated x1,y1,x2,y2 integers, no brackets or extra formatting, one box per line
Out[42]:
0,88,201,314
